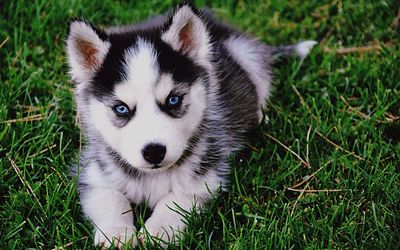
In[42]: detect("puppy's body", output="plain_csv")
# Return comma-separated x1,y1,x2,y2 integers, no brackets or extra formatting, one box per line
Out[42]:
67,4,315,247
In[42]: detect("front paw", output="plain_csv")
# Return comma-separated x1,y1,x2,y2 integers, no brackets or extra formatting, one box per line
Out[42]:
94,226,137,249
138,218,184,247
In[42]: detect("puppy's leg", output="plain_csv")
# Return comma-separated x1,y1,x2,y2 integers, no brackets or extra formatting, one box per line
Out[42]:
140,193,202,245
81,188,136,248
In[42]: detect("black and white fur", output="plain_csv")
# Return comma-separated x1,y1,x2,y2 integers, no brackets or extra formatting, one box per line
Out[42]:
66,3,316,248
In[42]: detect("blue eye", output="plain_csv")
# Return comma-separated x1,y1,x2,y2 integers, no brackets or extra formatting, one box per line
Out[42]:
167,95,181,107
113,104,130,116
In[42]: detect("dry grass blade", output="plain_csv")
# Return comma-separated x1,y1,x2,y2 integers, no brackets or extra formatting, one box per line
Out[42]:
28,144,57,158
0,114,44,124
17,103,56,114
391,8,400,30
288,163,331,216
289,166,324,189
341,95,400,123
291,84,318,121
291,84,306,108
51,236,88,250
12,48,22,66
316,131,364,161
0,36,9,49
287,188,344,193
305,126,312,168
290,182,310,216
341,96,372,120
121,208,134,215
7,155,45,213
384,112,400,123
246,143,260,152
323,41,397,55
264,132,309,167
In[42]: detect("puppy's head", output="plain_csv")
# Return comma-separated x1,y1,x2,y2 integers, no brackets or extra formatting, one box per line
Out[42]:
67,4,212,172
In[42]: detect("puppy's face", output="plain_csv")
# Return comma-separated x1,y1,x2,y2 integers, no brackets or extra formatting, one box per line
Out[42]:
88,40,208,172
67,6,212,172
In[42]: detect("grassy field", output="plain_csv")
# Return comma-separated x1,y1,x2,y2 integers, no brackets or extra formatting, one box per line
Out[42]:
1,0,399,249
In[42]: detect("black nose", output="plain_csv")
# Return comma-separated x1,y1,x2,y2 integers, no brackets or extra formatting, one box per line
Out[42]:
142,143,166,165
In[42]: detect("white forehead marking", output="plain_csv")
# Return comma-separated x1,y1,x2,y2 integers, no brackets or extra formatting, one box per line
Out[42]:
123,39,159,87
155,74,174,100
113,83,136,107
114,39,159,105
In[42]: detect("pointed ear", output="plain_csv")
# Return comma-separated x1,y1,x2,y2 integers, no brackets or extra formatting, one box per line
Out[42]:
66,18,111,84
161,4,211,62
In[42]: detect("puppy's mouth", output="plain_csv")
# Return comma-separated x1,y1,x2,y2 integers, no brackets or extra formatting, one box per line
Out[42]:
145,161,173,171
147,160,177,171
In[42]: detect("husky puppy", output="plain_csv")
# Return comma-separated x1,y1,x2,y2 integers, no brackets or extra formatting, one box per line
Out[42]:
66,3,316,247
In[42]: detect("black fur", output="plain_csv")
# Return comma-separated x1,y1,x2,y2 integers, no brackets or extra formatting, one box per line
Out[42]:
158,100,189,118
65,3,316,245
106,147,141,179
84,24,206,101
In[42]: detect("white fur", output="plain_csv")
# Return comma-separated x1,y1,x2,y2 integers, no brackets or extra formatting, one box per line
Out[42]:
295,40,318,59
88,40,207,173
67,21,110,85
82,149,222,246
84,72,213,246
161,5,212,70
122,39,159,89
69,4,315,248
154,74,175,100
78,38,215,246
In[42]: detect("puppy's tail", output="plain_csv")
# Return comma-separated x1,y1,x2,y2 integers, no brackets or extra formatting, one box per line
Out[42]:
270,40,318,60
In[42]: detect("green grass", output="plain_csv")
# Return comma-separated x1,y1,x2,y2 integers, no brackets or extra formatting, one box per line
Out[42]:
1,0,399,249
